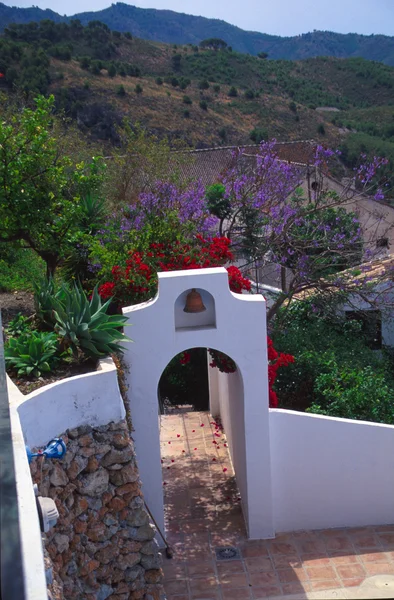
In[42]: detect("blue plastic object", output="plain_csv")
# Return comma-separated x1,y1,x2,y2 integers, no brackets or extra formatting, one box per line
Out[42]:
26,438,67,464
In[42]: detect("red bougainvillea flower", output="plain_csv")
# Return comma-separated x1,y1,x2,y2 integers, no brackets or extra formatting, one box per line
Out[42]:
177,434,181,438
223,468,228,473
171,459,175,463
98,281,116,300
200,423,205,427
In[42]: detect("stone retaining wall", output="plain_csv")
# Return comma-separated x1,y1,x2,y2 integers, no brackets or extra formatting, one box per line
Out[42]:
30,420,163,600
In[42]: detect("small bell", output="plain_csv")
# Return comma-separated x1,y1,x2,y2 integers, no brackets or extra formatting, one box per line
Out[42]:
183,288,206,313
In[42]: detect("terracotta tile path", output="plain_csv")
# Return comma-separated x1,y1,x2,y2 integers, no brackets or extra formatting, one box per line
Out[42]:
160,410,394,600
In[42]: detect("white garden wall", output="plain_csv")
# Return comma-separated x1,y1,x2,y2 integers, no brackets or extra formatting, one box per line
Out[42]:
10,357,125,447
209,366,248,522
270,409,394,532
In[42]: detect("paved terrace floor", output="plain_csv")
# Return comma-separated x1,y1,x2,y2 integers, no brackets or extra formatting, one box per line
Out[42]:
160,410,394,600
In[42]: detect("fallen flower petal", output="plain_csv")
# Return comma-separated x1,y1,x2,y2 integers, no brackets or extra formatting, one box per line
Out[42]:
171,459,175,463
223,468,228,473
177,434,181,438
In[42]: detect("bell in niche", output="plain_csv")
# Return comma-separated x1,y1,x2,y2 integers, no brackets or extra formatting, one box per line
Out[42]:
183,288,206,313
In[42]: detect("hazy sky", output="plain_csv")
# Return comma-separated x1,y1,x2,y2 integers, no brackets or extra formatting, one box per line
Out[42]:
5,0,394,36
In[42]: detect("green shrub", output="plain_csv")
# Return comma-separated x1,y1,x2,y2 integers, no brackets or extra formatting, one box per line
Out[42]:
5,331,59,377
52,284,131,359
108,63,116,77
272,298,393,419
116,84,126,96
245,89,255,99
135,83,143,94
6,314,32,338
317,123,326,135
308,365,394,424
249,127,267,143
0,246,45,292
183,109,190,118
199,80,209,90
228,86,238,97
155,77,163,85
183,95,192,105
199,100,208,111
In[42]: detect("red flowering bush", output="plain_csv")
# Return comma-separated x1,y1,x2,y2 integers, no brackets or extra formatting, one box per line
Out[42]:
98,235,250,305
267,337,295,407
99,232,293,408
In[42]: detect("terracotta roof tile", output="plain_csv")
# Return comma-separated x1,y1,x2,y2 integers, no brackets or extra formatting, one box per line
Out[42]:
170,140,316,186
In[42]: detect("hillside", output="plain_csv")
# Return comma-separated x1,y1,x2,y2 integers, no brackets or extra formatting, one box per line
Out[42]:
0,19,394,166
1,2,394,65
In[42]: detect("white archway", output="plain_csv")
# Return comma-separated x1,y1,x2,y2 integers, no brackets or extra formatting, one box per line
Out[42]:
122,267,274,539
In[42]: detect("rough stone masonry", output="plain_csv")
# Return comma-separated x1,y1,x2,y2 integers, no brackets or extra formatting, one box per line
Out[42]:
30,420,163,600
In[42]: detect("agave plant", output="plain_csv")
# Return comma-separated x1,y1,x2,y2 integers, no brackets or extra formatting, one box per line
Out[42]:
52,283,131,359
33,277,68,327
5,331,59,377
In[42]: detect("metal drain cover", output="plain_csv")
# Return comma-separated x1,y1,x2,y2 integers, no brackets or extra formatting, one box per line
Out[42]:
215,546,241,561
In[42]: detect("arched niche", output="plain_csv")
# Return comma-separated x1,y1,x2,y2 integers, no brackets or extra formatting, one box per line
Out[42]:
174,287,216,330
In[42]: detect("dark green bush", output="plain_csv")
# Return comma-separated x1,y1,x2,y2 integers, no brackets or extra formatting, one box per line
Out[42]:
5,331,59,377
199,79,209,90
183,95,192,105
199,100,208,111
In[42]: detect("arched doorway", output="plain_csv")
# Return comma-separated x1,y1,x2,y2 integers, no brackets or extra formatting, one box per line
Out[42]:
158,348,246,536
158,347,210,413
122,267,274,540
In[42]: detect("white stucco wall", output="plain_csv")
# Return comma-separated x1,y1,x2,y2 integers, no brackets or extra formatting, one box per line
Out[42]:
214,368,249,523
123,268,274,539
270,409,394,532
11,357,125,447
6,377,48,600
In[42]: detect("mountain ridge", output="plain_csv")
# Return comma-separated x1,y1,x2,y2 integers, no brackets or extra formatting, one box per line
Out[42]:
1,2,394,65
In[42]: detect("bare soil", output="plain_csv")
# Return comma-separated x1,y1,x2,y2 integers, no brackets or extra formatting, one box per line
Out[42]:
10,359,98,395
0,291,35,328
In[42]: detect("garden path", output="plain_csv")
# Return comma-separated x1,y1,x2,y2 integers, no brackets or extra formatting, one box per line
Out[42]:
160,410,394,600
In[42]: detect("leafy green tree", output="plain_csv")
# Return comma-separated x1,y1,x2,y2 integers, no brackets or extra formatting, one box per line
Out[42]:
199,38,228,51
0,95,105,278
228,86,238,97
